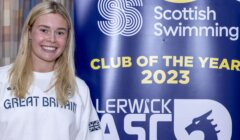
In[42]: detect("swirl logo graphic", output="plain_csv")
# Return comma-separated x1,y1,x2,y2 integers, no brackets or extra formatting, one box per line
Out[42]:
98,0,143,36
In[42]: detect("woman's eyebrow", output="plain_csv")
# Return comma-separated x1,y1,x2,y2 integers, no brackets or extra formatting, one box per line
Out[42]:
38,25,50,28
38,25,67,31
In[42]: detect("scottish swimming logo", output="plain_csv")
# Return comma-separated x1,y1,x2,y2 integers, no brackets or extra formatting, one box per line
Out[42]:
174,99,232,140
98,0,143,36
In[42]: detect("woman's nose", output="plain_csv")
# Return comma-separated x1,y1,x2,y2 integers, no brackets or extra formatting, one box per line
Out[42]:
49,32,56,42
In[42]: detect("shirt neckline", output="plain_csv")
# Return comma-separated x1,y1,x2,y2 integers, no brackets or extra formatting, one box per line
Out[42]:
33,71,54,79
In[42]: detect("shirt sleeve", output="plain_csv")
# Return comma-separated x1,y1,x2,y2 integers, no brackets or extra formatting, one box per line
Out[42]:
75,80,103,140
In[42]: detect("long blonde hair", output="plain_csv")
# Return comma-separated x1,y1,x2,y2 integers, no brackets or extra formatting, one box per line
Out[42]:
9,1,76,104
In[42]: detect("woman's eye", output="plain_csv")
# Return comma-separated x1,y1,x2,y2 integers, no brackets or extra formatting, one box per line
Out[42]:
57,31,66,36
40,29,48,33
57,32,64,35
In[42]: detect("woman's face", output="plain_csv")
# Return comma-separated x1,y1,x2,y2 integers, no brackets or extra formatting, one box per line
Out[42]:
29,13,68,71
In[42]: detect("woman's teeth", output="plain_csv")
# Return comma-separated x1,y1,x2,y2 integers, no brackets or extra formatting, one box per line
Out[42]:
42,46,56,51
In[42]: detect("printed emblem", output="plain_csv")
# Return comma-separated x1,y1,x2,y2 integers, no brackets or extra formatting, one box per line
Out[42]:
7,87,13,90
89,120,101,132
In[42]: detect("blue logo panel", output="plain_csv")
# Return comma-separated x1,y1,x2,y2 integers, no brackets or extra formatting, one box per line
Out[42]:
74,0,240,139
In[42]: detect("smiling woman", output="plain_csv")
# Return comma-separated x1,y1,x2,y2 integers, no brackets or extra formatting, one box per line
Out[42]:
0,1,103,140
0,0,73,67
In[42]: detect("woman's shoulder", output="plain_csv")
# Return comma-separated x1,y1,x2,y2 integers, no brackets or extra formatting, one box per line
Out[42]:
0,64,12,76
0,64,12,72
74,77,91,102
75,77,88,89
0,64,12,83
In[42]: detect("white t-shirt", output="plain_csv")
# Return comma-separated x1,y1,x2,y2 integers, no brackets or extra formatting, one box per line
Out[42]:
0,65,103,140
